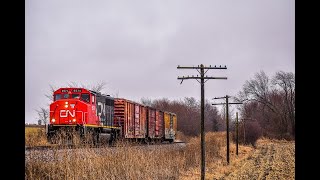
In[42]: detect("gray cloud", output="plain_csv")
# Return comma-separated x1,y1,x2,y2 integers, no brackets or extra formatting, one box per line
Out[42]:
26,0,294,123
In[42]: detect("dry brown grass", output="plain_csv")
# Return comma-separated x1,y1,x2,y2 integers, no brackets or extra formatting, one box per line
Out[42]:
25,126,49,147
26,146,183,179
207,137,295,180
25,130,295,180
25,131,226,179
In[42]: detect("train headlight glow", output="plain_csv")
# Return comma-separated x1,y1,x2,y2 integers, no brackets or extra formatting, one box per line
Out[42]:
65,105,68,108
65,102,68,104
52,119,56,123
72,119,76,122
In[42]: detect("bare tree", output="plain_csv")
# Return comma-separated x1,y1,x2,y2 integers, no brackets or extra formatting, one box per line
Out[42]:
67,81,107,93
88,81,107,93
140,97,153,106
236,70,295,139
45,84,57,101
36,107,49,125
272,71,295,136
204,99,221,132
152,98,171,110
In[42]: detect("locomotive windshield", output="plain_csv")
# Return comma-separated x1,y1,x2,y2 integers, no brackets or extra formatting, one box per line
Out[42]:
81,93,90,103
72,94,80,99
53,91,90,103
55,94,61,101
54,93,82,101
62,94,69,99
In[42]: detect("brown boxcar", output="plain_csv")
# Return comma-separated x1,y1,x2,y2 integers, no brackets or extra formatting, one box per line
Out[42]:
114,98,147,139
148,108,156,138
155,110,164,139
134,104,147,138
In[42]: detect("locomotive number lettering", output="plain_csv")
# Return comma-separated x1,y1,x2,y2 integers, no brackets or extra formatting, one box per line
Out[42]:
72,89,82,93
60,110,75,117
61,89,69,93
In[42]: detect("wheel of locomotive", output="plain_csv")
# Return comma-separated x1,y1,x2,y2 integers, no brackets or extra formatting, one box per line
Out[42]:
169,139,174,144
79,126,86,144
93,130,100,146
108,130,115,146
110,129,120,146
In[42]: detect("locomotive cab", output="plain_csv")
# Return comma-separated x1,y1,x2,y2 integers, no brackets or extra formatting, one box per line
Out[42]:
49,88,97,125
47,88,118,145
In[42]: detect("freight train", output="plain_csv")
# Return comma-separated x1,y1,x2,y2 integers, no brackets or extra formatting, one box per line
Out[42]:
47,87,177,145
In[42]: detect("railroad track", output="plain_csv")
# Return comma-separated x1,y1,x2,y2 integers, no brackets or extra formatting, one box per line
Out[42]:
25,141,186,152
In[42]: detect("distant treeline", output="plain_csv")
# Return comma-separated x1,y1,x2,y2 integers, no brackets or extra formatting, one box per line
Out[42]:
141,97,225,137
141,70,295,142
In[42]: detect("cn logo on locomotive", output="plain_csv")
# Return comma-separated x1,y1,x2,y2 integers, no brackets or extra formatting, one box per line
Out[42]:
60,110,75,117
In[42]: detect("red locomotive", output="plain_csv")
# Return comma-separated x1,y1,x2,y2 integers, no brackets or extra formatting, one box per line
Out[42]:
47,87,177,144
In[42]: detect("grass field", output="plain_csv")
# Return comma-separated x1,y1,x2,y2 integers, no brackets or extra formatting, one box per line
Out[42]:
25,126,48,147
25,127,295,179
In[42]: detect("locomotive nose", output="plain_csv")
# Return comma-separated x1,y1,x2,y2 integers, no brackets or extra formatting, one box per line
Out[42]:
53,100,80,124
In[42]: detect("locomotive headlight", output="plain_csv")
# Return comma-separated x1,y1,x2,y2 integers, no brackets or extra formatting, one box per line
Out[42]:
72,119,76,122
65,102,68,104
52,119,56,123
65,105,68,108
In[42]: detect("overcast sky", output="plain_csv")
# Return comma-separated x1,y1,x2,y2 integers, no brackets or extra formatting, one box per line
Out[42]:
25,0,294,124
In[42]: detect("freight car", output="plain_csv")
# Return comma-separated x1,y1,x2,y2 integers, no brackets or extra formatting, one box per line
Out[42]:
46,87,177,144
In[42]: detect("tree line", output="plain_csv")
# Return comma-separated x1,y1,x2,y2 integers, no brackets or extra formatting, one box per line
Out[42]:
141,70,295,141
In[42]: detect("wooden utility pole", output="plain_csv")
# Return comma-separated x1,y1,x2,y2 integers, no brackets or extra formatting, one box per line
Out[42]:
236,112,239,156
212,96,242,164
177,64,227,180
226,96,229,163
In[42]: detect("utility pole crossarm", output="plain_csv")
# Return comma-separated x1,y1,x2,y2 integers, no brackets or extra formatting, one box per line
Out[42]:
177,65,227,69
229,102,243,105
212,102,243,105
178,77,227,80
213,96,227,99
212,103,225,106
